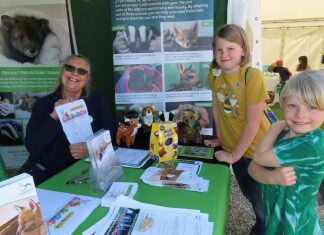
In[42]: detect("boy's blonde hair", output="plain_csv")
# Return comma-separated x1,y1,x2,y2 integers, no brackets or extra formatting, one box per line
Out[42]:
212,24,250,68
279,70,324,110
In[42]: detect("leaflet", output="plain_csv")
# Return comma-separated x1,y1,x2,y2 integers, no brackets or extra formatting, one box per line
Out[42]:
55,99,93,144
37,189,100,235
96,196,213,235
101,182,138,207
115,147,150,168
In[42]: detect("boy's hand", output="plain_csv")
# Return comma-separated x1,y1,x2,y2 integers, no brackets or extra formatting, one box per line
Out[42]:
271,166,296,186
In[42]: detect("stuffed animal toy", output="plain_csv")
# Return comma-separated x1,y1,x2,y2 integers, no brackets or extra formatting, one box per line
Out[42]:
176,104,202,145
116,111,141,148
266,91,275,104
140,105,155,134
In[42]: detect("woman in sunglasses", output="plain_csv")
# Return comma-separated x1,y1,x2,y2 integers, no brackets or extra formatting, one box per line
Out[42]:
19,54,115,185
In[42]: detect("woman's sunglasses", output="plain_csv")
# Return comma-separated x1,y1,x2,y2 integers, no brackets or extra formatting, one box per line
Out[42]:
64,64,88,76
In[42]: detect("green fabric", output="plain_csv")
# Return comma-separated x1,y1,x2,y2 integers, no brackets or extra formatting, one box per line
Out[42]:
39,160,231,235
0,156,6,181
261,128,324,235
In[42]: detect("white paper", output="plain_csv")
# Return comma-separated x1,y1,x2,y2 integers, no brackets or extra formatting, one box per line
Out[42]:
176,160,203,175
115,147,150,168
82,216,106,235
101,182,138,207
55,99,93,144
96,196,212,235
37,188,100,235
140,167,209,192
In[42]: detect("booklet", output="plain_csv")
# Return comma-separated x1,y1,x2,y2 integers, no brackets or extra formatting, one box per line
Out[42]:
101,182,138,207
37,189,100,235
0,173,48,235
177,145,214,160
115,147,150,168
87,129,123,192
55,99,93,144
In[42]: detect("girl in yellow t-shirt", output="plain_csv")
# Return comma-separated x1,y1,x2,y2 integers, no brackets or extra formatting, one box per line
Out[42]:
205,24,270,235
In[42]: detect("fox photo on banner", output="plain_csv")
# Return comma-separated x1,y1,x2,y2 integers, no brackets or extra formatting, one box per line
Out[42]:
0,0,74,169
111,0,215,148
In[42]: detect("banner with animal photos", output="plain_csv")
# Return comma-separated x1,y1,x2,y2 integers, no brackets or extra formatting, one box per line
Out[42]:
0,0,74,168
111,0,215,148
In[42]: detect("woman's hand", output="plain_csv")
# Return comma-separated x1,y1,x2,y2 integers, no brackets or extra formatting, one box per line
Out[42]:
204,138,221,147
50,99,70,120
70,142,89,159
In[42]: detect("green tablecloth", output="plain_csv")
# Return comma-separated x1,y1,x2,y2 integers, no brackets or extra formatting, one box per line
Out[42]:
39,160,231,235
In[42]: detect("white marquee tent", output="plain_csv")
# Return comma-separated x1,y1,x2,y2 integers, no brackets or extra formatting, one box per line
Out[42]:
261,0,324,73
228,0,324,73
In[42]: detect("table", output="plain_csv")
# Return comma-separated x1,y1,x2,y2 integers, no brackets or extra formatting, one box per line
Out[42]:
264,72,280,105
39,159,231,235
264,72,280,92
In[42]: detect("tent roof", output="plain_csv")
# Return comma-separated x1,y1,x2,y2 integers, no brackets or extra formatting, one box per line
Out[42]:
261,0,324,21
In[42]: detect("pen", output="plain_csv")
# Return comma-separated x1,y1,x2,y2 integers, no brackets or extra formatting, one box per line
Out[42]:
67,177,89,184
65,168,88,184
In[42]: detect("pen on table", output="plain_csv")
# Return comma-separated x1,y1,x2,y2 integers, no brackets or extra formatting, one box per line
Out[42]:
65,168,88,184
66,177,89,184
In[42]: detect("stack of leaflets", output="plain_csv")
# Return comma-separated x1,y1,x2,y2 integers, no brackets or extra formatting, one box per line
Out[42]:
0,173,48,235
101,182,138,207
140,160,209,192
115,147,150,168
83,195,213,235
86,129,123,192
37,189,100,235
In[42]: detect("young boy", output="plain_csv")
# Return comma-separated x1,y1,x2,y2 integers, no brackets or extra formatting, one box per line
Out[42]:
248,70,324,234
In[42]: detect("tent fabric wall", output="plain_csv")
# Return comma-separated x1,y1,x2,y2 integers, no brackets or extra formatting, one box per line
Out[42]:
262,27,324,73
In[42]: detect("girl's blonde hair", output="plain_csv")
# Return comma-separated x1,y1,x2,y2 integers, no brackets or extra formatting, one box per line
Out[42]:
280,70,324,110
212,24,250,68
53,54,92,97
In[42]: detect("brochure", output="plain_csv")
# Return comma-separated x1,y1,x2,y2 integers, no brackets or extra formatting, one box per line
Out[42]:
101,182,138,207
0,173,47,235
95,196,213,235
37,188,100,235
55,99,93,144
87,129,123,192
115,147,150,168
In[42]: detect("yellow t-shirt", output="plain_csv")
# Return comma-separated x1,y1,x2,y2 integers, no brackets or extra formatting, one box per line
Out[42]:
207,65,270,158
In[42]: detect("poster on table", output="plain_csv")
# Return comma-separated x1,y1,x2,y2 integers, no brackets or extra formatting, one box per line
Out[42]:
111,0,215,148
0,0,73,168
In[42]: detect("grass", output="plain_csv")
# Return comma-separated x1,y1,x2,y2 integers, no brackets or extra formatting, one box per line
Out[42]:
270,103,324,130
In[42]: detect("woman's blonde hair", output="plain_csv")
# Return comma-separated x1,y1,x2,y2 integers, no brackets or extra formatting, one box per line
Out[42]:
212,24,250,68
279,70,324,110
53,54,92,97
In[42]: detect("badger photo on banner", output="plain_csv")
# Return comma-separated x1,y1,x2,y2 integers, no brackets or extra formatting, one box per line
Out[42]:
0,0,74,168
111,0,215,147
